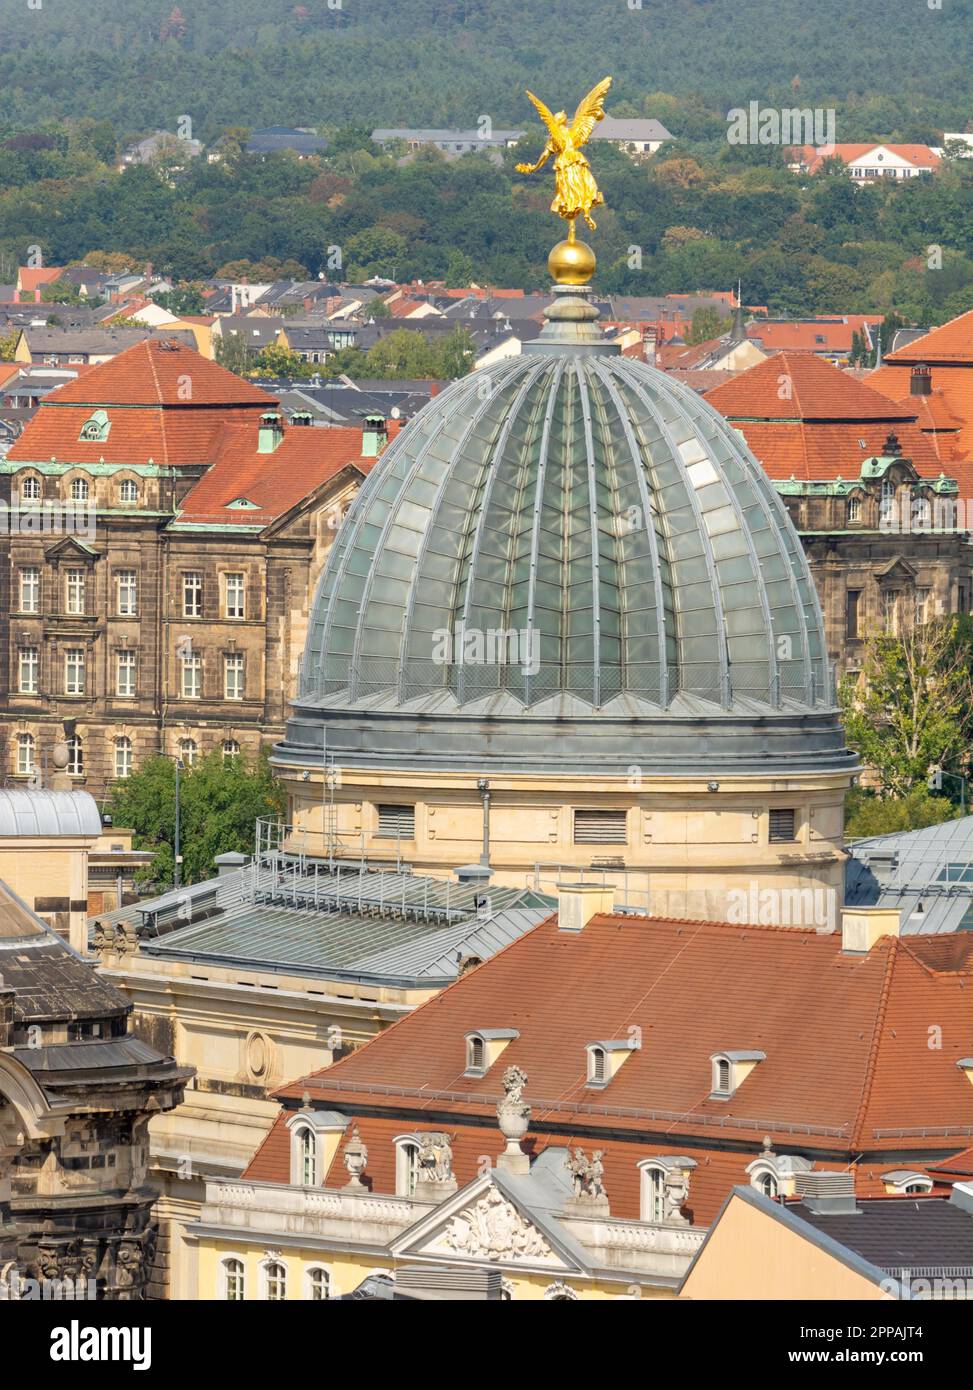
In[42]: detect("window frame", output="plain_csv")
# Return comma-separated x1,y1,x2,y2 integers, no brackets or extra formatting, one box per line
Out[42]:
114,736,134,780
221,1257,246,1302
115,569,138,617
182,571,203,619
16,732,35,776
19,567,40,614
223,571,246,620
18,645,39,695
64,647,86,696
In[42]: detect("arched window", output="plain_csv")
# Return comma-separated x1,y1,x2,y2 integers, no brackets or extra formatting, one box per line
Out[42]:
394,1137,420,1197
16,733,35,776
466,1034,485,1074
879,477,896,525
847,494,861,523
306,1267,331,1301
70,477,90,501
639,1162,666,1223
543,1282,578,1300
713,1056,731,1095
297,1126,317,1186
222,739,240,761
120,479,138,504
263,1261,286,1301
753,1168,778,1199
66,734,84,776
221,1258,245,1301
587,1046,607,1086
21,475,40,500
114,737,133,780
178,737,197,766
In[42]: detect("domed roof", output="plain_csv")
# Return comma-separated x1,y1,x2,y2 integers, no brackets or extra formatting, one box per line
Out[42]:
283,290,853,776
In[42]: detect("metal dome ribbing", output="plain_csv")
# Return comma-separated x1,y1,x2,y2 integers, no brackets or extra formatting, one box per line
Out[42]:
301,350,827,714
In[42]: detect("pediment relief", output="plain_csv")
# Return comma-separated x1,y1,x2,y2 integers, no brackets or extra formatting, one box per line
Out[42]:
44,535,99,565
875,556,918,584
394,1181,571,1271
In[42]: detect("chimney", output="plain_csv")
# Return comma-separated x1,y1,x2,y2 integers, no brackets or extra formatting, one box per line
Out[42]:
841,906,901,954
792,1171,858,1216
882,429,902,456
910,363,932,396
214,851,248,878
557,882,616,933
361,413,388,458
257,411,284,453
642,327,657,366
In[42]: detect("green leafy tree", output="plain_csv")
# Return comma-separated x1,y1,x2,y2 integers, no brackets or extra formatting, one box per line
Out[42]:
0,330,18,361
844,785,958,838
839,617,973,797
108,750,285,889
254,342,310,377
214,331,253,376
687,306,724,344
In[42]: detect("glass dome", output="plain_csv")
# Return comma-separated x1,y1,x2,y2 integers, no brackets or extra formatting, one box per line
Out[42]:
283,294,852,777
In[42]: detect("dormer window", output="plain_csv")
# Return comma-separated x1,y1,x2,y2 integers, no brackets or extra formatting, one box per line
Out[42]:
120,479,138,504
286,1108,348,1187
881,1169,933,1195
78,409,110,443
70,477,90,501
21,475,40,500
467,1034,486,1074
710,1050,765,1099
585,1038,638,1088
464,1028,518,1076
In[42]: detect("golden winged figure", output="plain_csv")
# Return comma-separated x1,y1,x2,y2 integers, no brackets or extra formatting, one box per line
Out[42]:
516,76,612,233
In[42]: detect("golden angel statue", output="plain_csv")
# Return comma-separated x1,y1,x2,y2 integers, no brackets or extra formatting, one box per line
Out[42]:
516,77,612,234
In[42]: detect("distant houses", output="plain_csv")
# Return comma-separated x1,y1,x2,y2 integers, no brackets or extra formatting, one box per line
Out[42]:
372,114,673,158
244,127,328,157
788,143,940,181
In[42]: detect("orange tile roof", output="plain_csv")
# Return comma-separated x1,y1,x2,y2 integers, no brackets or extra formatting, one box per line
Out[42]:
175,423,385,526
792,144,941,175
243,913,973,1223
16,265,66,293
705,351,949,480
45,337,272,407
5,339,277,470
885,308,973,366
748,317,882,354
0,362,22,387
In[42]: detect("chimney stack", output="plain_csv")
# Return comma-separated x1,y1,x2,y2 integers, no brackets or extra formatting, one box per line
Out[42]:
257,411,284,453
557,882,616,933
841,906,901,954
361,413,388,458
910,363,932,396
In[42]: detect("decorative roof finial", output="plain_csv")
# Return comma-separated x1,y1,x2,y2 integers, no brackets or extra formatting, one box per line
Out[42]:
516,77,612,286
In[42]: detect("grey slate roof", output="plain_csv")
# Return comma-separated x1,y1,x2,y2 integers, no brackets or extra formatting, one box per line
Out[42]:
845,816,973,934
796,1192,973,1278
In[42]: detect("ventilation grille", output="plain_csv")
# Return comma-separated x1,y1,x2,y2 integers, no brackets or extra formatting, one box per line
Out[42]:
769,809,796,843
376,804,416,839
793,1172,855,1199
574,810,627,845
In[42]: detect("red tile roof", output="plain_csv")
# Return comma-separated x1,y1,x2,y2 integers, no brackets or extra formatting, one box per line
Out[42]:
243,913,973,1223
748,316,882,355
175,423,389,526
885,308,973,366
5,340,276,470
45,337,272,407
868,310,973,461
791,144,940,175
16,265,66,294
705,352,950,480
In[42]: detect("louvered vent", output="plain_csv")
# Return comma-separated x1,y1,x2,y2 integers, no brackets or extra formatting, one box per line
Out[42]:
376,804,416,839
574,810,627,845
768,809,796,843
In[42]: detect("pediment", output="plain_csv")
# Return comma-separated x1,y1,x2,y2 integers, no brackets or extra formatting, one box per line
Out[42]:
390,1175,579,1273
875,555,919,583
43,535,99,564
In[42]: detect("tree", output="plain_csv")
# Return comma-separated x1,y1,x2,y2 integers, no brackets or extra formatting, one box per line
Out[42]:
254,342,309,377
108,750,285,889
839,617,973,797
0,331,18,361
844,785,957,838
214,331,253,376
687,306,724,344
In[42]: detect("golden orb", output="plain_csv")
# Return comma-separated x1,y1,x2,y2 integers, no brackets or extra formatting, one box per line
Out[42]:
548,236,596,285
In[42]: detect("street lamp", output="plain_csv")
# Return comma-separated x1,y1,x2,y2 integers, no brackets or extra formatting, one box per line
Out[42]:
160,752,186,889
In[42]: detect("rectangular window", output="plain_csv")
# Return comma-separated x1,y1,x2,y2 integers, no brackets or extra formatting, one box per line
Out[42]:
18,646,39,694
573,809,628,845
19,567,40,613
224,653,244,700
883,590,899,635
848,495,861,523
915,587,931,626
183,571,203,618
16,734,34,776
116,569,137,616
181,652,203,699
223,572,246,619
116,650,137,698
65,568,86,615
376,804,416,839
769,809,797,843
846,589,861,639
64,647,85,695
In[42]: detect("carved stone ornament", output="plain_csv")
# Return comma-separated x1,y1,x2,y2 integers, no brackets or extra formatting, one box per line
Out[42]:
416,1132,453,1184
343,1124,368,1188
565,1147,607,1202
444,1186,553,1262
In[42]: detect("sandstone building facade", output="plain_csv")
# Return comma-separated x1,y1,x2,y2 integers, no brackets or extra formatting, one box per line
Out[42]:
0,340,385,799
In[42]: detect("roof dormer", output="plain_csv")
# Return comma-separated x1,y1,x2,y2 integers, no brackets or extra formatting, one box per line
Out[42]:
464,1028,518,1077
709,1050,765,1099
585,1038,639,1089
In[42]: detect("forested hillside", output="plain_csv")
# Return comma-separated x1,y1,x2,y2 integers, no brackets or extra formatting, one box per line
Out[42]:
0,0,970,141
